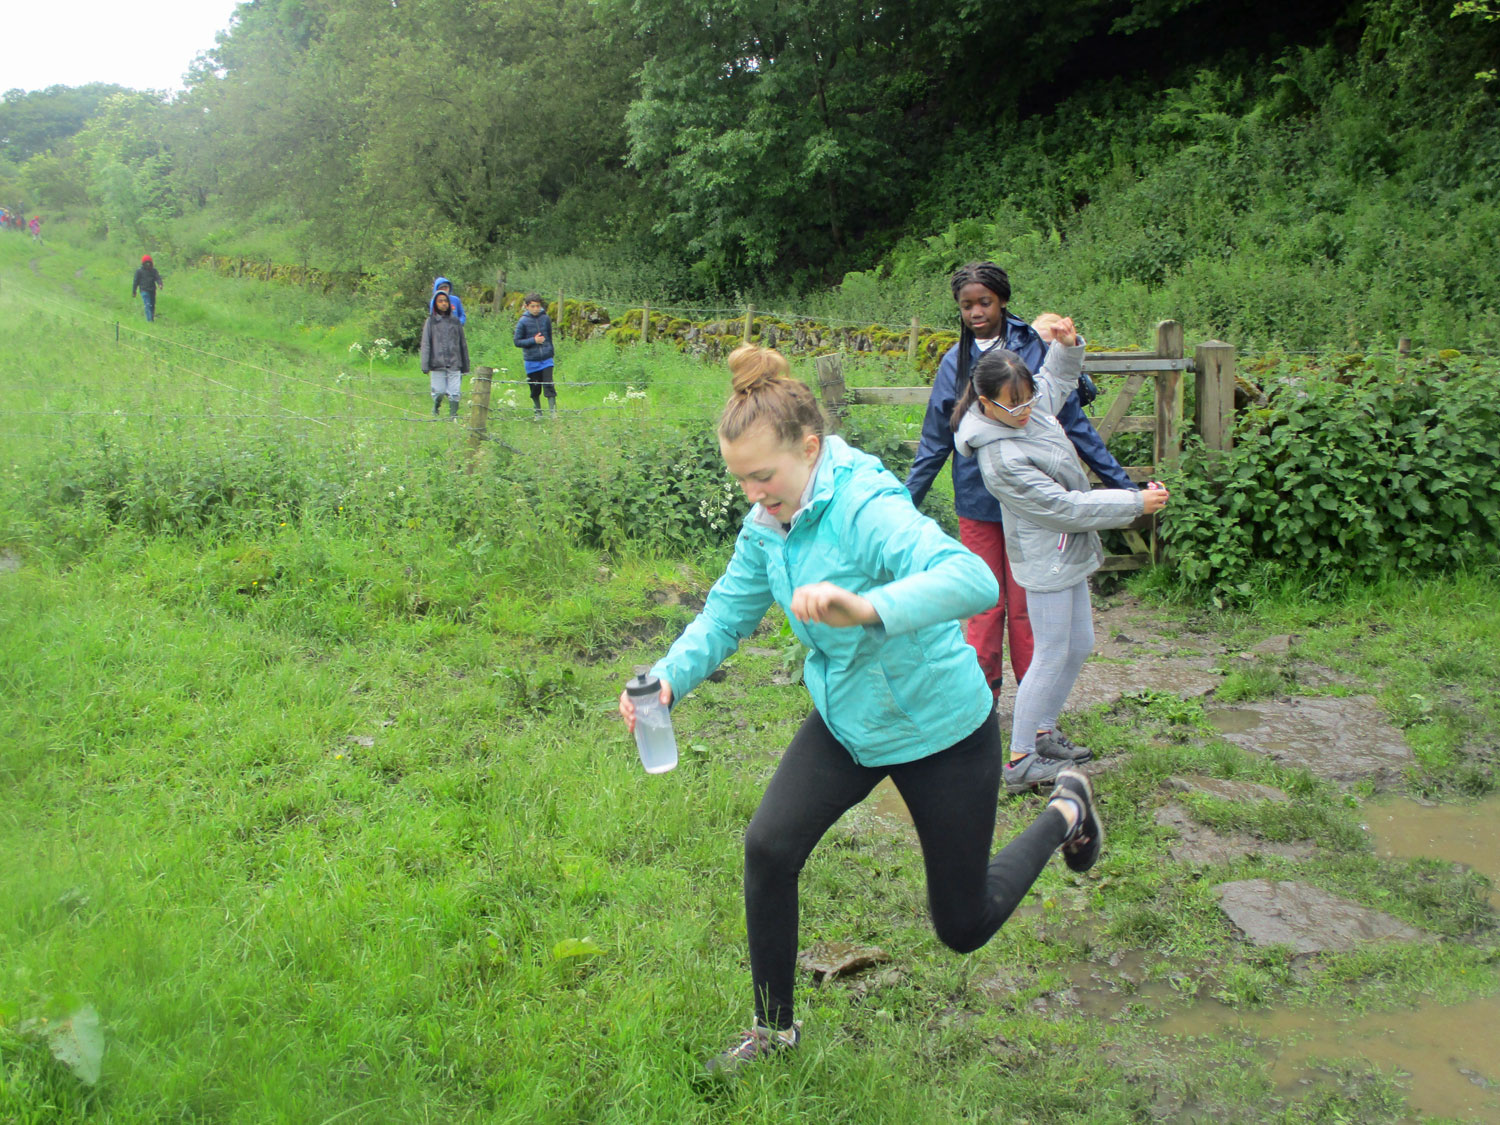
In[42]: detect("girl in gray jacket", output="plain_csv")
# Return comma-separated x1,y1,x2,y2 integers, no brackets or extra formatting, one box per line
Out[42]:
955,316,1170,792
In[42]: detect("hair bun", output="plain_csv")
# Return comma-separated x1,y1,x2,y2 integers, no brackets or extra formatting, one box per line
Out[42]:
726,343,790,396
732,369,778,396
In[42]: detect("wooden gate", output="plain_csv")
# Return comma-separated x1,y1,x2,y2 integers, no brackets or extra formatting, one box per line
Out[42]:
814,320,1236,571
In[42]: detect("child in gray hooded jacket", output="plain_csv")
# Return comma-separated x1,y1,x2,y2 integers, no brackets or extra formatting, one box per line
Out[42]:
955,315,1170,792
420,291,469,420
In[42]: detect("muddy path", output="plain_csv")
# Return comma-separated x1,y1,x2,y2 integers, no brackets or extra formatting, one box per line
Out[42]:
843,592,1500,1121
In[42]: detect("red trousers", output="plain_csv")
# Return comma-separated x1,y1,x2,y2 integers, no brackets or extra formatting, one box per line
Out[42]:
958,516,1034,697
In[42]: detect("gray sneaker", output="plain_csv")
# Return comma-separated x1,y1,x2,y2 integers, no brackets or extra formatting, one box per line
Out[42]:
1004,752,1066,794
1035,730,1092,762
702,1020,801,1079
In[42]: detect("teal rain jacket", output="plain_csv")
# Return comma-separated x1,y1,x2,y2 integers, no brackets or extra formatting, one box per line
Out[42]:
651,435,998,767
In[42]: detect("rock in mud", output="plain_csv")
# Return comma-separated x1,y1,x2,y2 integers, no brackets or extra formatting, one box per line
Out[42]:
1249,633,1301,655
1155,804,1316,866
1209,695,1413,787
797,941,891,982
1214,878,1430,953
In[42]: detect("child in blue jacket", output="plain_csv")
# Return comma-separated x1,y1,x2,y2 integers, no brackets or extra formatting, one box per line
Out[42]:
513,292,556,419
619,344,1103,1078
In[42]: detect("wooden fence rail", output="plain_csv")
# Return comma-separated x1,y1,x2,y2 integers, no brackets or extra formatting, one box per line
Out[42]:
815,319,1236,572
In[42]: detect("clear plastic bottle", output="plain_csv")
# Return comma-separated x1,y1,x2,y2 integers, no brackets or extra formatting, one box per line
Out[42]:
625,673,678,774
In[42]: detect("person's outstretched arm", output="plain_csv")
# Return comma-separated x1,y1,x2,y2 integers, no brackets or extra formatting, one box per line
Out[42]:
980,455,1145,533
840,489,999,636
651,530,776,702
1058,398,1137,490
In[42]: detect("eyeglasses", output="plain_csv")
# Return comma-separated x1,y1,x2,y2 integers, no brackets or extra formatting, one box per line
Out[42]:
982,390,1041,417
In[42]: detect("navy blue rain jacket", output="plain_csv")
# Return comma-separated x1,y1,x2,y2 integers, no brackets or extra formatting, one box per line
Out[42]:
429,276,466,324
514,310,554,363
904,312,1136,522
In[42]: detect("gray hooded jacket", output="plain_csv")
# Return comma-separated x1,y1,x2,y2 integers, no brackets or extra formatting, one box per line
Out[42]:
955,339,1144,593
420,307,469,374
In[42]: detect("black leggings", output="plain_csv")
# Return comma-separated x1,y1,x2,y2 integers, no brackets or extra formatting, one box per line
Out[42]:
745,710,1069,1029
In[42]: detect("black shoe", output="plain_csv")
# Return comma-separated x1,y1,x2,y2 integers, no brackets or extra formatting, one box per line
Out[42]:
702,1020,801,1079
1035,729,1092,762
1050,769,1103,873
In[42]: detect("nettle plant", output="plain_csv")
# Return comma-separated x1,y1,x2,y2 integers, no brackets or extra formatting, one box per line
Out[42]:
1163,355,1500,598
493,425,746,554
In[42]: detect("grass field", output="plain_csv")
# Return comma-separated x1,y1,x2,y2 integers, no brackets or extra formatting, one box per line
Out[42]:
2,236,1497,1123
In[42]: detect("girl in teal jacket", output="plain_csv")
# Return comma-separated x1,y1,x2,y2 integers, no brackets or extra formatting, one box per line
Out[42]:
619,344,1104,1077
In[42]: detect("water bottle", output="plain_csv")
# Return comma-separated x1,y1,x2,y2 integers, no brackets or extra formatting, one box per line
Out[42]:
626,673,678,774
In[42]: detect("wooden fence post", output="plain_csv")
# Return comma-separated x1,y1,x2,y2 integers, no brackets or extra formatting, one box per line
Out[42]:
1154,320,1185,466
264,259,272,282
493,270,506,316
641,300,650,344
467,366,493,473
1397,337,1412,357
815,354,846,432
743,303,755,343
1152,320,1185,564
907,315,921,362
1193,340,1236,453
556,289,565,334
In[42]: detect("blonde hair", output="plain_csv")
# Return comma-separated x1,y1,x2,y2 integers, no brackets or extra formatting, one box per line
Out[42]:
1031,312,1065,337
719,344,825,445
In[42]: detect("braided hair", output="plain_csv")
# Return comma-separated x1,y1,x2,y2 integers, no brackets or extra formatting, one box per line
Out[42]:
948,262,1019,429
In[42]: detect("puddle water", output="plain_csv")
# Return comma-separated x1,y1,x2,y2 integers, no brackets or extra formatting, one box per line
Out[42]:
1052,950,1500,1119
1155,993,1500,1122
870,777,913,827
1365,794,1500,908
1063,952,1181,1018
1205,706,1263,735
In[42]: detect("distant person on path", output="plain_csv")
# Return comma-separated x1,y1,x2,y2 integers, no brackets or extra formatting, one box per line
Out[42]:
513,293,556,420
28,215,41,241
619,343,1103,1078
905,262,1136,782
429,276,466,324
420,290,469,421
955,314,1169,792
132,255,164,322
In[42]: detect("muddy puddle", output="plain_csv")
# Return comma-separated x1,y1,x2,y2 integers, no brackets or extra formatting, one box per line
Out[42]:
1154,993,1500,1121
870,777,914,827
1054,953,1500,1120
1364,793,1500,908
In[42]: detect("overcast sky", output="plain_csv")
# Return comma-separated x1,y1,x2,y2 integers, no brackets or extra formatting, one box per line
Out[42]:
2,1,243,94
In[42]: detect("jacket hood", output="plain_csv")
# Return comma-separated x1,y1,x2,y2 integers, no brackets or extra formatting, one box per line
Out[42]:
954,404,1024,456
431,276,452,297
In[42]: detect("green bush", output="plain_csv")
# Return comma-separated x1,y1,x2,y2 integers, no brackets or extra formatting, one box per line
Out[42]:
1163,355,1500,596
486,423,742,555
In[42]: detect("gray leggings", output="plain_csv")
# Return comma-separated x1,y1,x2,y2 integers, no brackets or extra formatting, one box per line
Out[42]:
1011,581,1094,754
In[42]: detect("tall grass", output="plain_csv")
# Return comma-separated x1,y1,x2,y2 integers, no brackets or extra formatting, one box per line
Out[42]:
3,238,1498,1123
